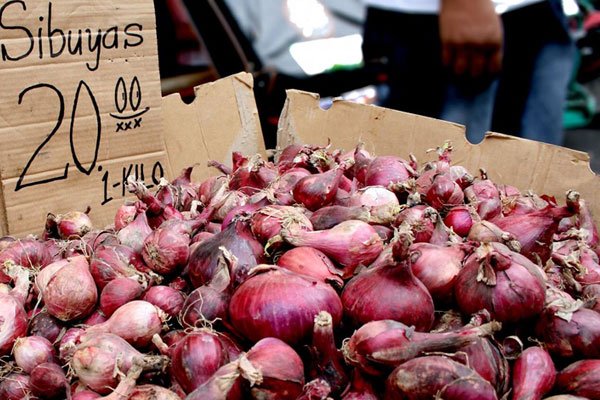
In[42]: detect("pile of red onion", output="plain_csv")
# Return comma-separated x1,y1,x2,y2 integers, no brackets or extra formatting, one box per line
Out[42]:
0,141,599,399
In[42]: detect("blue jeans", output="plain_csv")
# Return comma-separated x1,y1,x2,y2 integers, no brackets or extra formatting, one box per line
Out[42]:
363,1,575,146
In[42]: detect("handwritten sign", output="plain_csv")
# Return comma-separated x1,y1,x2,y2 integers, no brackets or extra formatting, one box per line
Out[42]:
0,0,170,236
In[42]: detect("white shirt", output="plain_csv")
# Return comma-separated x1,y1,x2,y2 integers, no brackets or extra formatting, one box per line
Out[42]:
363,0,544,14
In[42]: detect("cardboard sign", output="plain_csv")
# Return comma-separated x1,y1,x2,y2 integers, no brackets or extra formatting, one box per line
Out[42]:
0,0,169,236
162,72,266,182
277,90,600,220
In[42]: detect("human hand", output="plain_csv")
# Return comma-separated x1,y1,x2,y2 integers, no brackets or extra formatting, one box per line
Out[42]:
439,0,503,80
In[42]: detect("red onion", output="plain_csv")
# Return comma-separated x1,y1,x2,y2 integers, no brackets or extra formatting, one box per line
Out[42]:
37,255,98,321
85,300,166,348
127,179,184,229
493,203,574,264
426,173,464,210
71,333,168,395
309,205,371,230
502,192,551,216
0,373,32,400
409,242,466,304
184,358,244,400
213,190,248,222
459,337,509,395
114,202,139,230
30,362,69,399
394,205,437,243
45,210,93,240
221,197,269,230
307,311,348,394
117,211,152,253
364,155,414,187
169,330,232,393
276,246,344,288
191,230,214,245
229,267,343,345
512,346,556,400
455,242,546,323
351,144,373,185
543,396,589,400
341,369,378,399
128,385,181,400
0,237,51,276
444,204,475,237
270,167,312,205
343,319,501,376
0,292,28,356
90,245,143,289
282,220,383,278
250,205,312,247
142,285,185,318
59,327,85,362
13,335,57,374
72,391,101,400
244,337,305,399
574,198,600,250
464,175,502,220
99,277,144,317
293,166,344,211
467,220,521,251
385,356,498,400
341,238,434,331
229,155,277,195
348,186,399,208
29,311,63,343
555,359,600,399
83,310,108,326
141,219,196,276
181,285,229,328
535,288,600,358
188,219,266,288
553,240,600,286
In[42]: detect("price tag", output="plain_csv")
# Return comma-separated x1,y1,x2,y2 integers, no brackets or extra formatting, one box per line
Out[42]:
0,0,170,236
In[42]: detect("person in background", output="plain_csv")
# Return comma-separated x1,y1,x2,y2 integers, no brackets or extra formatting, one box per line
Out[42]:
362,0,575,145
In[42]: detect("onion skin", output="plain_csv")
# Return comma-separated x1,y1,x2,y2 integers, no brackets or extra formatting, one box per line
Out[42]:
141,222,191,276
341,249,435,331
85,300,166,348
394,205,437,243
142,285,185,318
455,242,546,323
170,330,230,393
385,356,498,400
0,373,31,400
99,277,144,317
30,362,69,399
426,174,464,211
250,205,313,246
13,335,57,374
584,284,600,313
40,255,98,322
72,391,101,399
512,346,556,400
229,267,343,345
309,205,371,231
59,327,85,362
0,293,28,356
340,369,379,400
555,359,600,399
184,359,244,400
444,205,474,237
276,246,344,288
464,178,501,221
245,337,306,400
343,319,501,376
270,168,312,206
460,337,509,395
282,220,383,278
45,210,93,240
114,202,138,230
297,379,331,400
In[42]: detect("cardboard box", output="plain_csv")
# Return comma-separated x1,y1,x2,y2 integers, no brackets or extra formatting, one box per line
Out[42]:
277,90,600,220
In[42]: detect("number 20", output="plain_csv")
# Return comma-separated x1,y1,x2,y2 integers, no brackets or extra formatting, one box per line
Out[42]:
15,81,102,191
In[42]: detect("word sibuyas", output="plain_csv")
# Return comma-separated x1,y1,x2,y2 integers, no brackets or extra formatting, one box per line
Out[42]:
0,1,144,72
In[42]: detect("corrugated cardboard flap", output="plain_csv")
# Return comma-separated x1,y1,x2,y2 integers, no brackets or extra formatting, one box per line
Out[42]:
162,72,265,182
277,90,600,219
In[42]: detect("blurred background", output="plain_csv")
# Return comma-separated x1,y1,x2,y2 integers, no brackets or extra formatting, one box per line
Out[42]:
154,0,600,170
